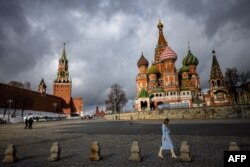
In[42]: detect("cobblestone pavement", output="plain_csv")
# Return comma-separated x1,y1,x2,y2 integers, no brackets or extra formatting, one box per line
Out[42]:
0,119,250,167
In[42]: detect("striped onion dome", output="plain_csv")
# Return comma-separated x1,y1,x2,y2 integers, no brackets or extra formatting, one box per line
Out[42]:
159,46,177,62
182,49,199,66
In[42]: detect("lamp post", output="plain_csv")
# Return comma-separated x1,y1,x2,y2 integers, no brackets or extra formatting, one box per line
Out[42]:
53,103,58,119
7,99,13,123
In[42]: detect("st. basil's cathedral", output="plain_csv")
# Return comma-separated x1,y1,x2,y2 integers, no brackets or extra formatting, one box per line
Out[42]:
135,21,231,111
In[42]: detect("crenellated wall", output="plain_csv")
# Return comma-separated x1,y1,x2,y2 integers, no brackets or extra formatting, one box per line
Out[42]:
104,105,250,120
0,83,64,113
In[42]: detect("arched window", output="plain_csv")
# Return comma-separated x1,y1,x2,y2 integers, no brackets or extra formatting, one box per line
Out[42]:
217,80,221,86
211,81,214,87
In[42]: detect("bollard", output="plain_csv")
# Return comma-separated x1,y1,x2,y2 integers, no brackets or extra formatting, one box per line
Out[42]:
89,141,101,161
48,142,61,161
180,141,192,162
2,144,18,163
129,141,141,162
229,141,240,151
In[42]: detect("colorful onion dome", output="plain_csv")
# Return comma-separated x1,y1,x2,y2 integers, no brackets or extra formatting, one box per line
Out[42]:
159,46,177,62
137,53,149,67
146,64,159,75
179,65,190,73
182,49,199,66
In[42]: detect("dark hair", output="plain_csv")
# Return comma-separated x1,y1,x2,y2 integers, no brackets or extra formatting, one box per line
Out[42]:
163,118,169,125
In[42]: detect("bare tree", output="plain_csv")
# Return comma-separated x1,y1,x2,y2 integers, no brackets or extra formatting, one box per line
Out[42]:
224,68,240,104
106,83,128,114
239,71,250,103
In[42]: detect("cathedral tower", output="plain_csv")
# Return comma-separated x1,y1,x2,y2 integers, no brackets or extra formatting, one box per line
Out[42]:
207,50,230,106
159,42,180,92
136,52,149,96
53,43,72,114
154,20,168,73
181,44,200,91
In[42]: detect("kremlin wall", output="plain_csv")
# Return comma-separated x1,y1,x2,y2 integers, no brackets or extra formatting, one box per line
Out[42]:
0,83,63,113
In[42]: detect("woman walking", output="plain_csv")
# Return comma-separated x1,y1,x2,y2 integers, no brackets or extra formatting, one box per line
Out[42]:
158,118,177,159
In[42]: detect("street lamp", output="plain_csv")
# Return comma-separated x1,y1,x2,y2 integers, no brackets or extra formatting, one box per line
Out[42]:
7,99,13,123
53,103,58,119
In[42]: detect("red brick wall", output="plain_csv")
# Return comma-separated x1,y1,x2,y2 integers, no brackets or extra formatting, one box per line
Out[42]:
72,97,83,115
0,83,64,113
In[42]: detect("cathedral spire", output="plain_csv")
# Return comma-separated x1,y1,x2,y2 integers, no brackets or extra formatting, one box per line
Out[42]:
210,49,224,79
157,20,167,47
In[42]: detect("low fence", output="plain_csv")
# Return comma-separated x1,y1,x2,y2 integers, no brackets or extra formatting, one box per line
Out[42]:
104,105,250,120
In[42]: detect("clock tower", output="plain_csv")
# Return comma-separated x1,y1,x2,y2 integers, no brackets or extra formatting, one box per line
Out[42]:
53,43,72,115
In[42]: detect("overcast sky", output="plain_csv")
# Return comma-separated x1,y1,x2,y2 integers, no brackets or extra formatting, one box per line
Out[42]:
0,0,249,114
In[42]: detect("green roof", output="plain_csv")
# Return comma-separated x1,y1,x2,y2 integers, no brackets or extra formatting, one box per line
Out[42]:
179,65,189,73
139,88,149,98
146,64,159,75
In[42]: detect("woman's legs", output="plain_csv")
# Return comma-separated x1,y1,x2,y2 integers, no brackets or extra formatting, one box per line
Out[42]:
158,146,164,158
170,149,177,158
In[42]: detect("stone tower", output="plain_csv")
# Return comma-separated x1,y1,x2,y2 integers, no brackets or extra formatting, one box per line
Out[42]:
53,43,72,115
38,78,47,95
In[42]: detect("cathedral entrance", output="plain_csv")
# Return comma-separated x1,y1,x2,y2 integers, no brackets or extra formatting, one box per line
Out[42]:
140,101,148,110
150,102,155,110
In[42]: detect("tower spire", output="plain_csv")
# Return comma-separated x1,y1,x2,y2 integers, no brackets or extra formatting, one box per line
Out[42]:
61,43,67,59
157,20,167,47
210,49,223,79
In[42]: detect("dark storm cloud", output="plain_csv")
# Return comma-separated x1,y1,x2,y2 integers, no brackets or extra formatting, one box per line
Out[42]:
0,0,50,82
0,0,249,113
168,0,250,37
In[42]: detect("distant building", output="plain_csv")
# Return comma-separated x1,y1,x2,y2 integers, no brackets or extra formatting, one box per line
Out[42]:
8,81,31,89
95,106,105,118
